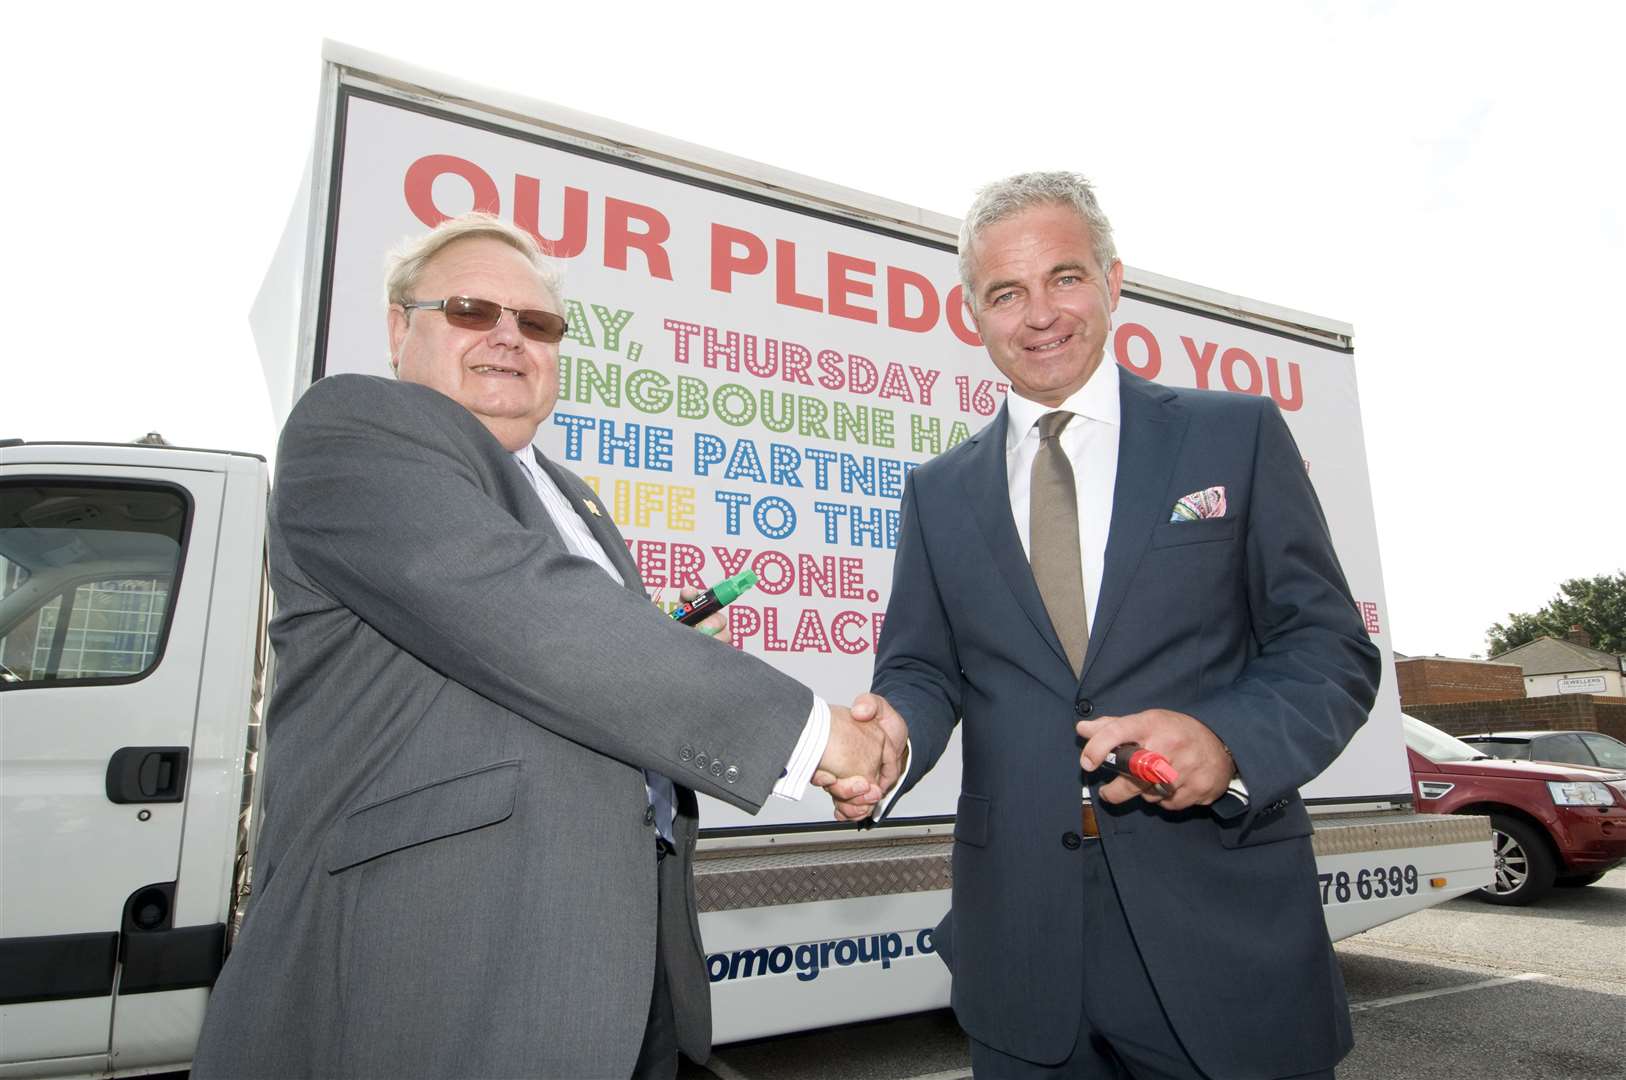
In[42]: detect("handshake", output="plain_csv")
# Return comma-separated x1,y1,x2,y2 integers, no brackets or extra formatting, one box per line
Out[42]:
670,585,906,822
813,693,909,822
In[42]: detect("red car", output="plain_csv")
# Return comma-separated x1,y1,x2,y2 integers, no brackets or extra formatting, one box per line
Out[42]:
1403,715,1626,905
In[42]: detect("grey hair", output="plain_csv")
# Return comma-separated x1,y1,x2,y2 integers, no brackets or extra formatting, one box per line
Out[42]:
384,212,563,307
957,172,1118,305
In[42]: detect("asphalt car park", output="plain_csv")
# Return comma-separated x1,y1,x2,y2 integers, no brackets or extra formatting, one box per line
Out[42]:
1335,866,1626,1079
682,867,1626,1080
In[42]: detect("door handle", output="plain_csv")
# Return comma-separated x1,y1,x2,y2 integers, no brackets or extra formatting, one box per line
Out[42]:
106,747,189,804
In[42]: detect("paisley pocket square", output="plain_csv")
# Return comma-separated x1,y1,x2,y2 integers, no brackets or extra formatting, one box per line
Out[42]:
1170,486,1227,522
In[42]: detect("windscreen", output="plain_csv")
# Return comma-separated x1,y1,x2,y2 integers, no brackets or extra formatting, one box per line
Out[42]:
0,483,186,685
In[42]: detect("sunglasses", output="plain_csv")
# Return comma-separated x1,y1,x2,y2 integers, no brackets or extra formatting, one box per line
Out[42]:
399,296,567,344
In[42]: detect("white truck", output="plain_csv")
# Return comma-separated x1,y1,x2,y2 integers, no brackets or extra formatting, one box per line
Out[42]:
0,42,1491,1079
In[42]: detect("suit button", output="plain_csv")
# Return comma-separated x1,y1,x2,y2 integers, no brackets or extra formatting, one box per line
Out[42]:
725,765,739,784
679,745,694,762
1074,699,1093,717
695,753,709,770
710,760,724,777
644,805,656,826
1061,832,1082,850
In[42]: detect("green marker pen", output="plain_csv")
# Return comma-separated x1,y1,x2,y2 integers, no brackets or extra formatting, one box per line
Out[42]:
671,570,758,626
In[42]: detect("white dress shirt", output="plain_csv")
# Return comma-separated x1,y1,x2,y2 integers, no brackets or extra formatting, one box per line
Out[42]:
1003,364,1118,809
510,449,828,841
869,365,1118,821
1003,361,1122,628
1000,365,1247,805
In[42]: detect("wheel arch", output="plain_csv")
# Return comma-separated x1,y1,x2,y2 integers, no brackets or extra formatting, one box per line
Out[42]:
1451,803,1562,866
1456,806,1554,858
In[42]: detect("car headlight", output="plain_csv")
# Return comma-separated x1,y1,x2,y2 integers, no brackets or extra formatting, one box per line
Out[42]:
1547,781,1614,807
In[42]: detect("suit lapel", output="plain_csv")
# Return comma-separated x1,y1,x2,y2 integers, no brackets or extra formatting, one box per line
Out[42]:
959,405,1074,674
533,449,645,592
1080,371,1188,685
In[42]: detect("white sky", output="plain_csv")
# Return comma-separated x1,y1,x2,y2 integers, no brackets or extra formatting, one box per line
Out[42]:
2,1,1620,661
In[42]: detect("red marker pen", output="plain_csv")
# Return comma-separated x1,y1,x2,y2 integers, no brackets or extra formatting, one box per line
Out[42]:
1098,743,1179,798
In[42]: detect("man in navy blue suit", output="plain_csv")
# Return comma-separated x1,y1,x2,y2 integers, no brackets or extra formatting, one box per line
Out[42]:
856,173,1380,1078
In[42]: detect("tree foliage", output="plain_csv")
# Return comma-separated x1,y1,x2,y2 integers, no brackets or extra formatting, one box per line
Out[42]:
1487,572,1626,657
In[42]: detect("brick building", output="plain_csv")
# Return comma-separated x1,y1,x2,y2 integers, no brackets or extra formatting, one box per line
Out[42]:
1394,654,1525,706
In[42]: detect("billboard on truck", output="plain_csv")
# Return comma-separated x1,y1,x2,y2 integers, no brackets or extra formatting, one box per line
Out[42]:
299,51,1408,830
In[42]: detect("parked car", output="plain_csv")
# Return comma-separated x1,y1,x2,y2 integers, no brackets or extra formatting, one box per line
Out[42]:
1402,714,1626,905
1461,730,1626,771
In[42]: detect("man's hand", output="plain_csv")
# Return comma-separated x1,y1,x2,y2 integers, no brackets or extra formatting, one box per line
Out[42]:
675,585,731,644
813,693,909,822
1077,709,1233,811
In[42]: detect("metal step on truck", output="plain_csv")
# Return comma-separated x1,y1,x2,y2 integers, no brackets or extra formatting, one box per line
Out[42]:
0,41,1491,1080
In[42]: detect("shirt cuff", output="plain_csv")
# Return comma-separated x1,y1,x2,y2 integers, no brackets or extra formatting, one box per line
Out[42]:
771,695,830,801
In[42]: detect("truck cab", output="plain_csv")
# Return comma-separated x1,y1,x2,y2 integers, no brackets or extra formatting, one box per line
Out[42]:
0,443,267,1079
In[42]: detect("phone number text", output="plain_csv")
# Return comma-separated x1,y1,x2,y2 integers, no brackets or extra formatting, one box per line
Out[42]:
1318,865,1419,905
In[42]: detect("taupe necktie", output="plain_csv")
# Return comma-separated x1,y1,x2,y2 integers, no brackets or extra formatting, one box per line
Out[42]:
1030,411,1088,677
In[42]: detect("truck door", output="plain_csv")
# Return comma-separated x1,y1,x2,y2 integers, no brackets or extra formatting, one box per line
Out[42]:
0,466,222,1077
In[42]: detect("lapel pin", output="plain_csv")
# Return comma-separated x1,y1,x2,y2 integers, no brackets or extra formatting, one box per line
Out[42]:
583,498,602,517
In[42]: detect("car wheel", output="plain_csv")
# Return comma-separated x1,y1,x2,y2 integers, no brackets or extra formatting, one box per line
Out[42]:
1474,814,1555,906
1555,871,1607,888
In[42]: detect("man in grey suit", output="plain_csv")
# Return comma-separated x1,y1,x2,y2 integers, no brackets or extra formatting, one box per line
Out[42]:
193,213,899,1079
849,173,1381,1077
